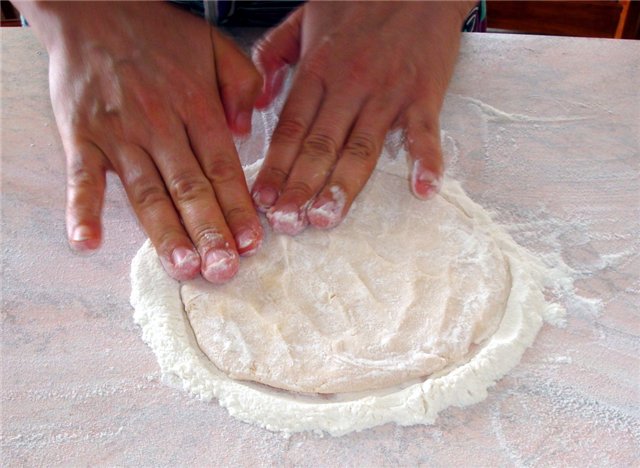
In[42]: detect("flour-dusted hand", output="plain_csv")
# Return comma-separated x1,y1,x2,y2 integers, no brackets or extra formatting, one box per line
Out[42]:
16,1,263,283
251,1,474,234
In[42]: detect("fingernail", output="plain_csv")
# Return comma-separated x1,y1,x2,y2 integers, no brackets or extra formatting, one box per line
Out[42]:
234,111,252,134
160,247,200,281
307,186,346,229
236,229,263,256
70,225,100,251
203,248,239,284
411,160,442,200
172,247,200,270
71,225,93,242
267,205,308,236
252,186,278,212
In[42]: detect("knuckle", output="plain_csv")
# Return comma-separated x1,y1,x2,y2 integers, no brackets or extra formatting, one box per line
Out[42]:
169,174,212,204
304,133,336,155
137,91,161,113
67,163,98,191
298,54,328,84
68,109,92,134
345,61,370,88
285,180,315,200
223,205,253,226
403,61,419,84
345,133,378,164
131,183,167,211
192,226,227,249
273,117,308,144
203,155,240,186
263,165,289,185
187,97,210,119
302,133,338,164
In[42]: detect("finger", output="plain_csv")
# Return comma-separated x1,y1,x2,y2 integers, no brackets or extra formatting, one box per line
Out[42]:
185,98,264,259
307,97,398,229
253,7,303,109
64,139,107,251
251,73,324,213
212,29,263,135
113,144,201,282
268,89,365,235
147,124,247,283
404,104,444,200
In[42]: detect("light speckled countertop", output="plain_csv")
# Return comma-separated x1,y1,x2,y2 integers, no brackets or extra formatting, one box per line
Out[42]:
2,28,639,466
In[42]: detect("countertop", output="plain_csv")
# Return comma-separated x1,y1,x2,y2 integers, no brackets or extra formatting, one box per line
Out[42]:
2,28,639,466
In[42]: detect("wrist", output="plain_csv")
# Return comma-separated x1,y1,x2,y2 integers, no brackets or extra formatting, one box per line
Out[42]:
12,1,76,52
447,1,480,28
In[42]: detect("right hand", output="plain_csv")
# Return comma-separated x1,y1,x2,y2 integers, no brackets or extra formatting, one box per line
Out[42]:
17,1,263,283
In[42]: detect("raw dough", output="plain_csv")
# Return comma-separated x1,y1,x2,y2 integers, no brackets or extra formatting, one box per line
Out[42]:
182,157,510,394
130,138,565,436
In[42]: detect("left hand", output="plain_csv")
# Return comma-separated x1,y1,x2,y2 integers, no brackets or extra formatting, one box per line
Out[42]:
251,1,473,235
17,1,264,283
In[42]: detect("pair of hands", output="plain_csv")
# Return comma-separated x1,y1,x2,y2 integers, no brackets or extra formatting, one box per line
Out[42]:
20,1,471,284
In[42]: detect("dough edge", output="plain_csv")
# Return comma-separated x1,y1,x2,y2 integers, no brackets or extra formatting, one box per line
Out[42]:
130,177,566,437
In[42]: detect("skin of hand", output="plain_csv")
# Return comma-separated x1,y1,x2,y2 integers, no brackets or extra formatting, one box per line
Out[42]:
15,1,264,283
251,1,475,235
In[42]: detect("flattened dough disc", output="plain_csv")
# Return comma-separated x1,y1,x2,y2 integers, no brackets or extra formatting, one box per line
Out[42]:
182,159,510,394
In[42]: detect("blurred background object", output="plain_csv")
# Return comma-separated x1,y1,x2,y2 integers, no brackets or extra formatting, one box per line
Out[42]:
487,0,639,39
1,0,20,27
2,1,638,38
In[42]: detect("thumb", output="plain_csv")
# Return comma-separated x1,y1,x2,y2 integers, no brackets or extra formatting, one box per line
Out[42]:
212,29,263,135
253,7,303,109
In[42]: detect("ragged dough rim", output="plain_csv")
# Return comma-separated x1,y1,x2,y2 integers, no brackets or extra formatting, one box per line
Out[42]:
130,175,565,436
